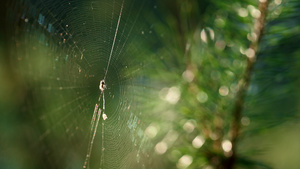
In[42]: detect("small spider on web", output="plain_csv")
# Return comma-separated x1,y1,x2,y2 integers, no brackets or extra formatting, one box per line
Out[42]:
83,0,125,168
98,80,108,120
83,79,108,169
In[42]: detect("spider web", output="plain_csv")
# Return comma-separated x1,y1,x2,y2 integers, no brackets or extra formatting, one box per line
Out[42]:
3,0,164,168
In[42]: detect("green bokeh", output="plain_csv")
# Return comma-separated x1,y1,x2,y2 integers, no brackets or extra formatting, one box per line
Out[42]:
1,0,300,169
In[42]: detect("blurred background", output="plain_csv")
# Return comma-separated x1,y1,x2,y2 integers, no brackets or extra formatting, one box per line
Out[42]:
0,0,300,168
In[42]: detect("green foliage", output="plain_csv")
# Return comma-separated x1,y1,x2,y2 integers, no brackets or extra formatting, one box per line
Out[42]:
143,0,300,168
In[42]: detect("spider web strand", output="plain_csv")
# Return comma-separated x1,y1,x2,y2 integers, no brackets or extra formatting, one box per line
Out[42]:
83,108,102,169
103,0,125,80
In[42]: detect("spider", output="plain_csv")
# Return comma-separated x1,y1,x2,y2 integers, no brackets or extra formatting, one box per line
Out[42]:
83,0,125,167
98,80,107,120
83,79,107,168
99,80,106,92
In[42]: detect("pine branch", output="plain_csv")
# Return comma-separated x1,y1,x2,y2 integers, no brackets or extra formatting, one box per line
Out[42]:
226,1,269,168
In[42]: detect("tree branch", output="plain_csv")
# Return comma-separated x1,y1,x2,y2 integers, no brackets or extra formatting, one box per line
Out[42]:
226,1,269,168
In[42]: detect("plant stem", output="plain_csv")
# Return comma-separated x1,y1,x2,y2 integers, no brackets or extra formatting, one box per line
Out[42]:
226,1,269,168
